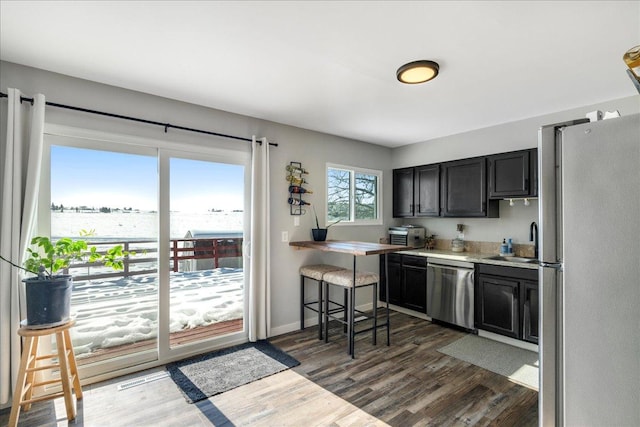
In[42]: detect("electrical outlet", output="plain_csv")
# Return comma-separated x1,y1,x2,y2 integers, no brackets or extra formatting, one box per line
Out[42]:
281,231,289,242
294,216,300,227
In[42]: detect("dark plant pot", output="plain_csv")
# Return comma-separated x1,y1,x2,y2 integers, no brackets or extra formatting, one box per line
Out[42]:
23,275,73,327
312,228,328,241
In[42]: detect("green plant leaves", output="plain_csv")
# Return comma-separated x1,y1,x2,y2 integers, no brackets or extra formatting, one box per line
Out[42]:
23,236,130,279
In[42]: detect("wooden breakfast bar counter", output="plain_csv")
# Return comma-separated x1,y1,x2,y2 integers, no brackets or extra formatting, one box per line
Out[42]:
289,240,410,357
288,240,411,257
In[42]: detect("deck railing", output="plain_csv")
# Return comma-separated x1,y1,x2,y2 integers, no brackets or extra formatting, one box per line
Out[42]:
64,237,243,282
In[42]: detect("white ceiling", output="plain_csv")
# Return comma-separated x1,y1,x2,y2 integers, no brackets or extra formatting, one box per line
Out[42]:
1,1,638,147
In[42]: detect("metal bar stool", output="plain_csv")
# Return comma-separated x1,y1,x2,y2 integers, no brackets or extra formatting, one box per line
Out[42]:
322,269,384,358
299,264,345,339
9,319,82,427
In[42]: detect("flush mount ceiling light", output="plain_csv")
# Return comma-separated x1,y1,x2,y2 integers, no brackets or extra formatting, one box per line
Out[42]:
396,60,440,84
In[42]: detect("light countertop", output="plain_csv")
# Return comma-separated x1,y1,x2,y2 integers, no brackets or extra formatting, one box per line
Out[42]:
396,249,539,270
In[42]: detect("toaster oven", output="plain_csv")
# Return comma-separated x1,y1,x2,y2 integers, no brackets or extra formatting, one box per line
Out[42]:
389,226,426,248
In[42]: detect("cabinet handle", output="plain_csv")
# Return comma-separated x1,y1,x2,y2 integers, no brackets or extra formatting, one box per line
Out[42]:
525,178,529,192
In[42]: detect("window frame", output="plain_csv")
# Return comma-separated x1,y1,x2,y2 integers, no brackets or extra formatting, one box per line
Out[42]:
326,163,383,226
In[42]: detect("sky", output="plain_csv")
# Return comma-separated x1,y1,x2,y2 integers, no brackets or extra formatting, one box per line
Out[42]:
51,146,245,212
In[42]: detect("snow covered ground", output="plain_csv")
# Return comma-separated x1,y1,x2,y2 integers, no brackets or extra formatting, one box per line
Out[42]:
69,268,244,356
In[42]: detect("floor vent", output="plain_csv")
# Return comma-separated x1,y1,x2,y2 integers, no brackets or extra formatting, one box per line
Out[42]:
117,371,170,391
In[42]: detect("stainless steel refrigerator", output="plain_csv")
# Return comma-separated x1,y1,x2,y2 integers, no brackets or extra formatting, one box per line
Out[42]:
538,113,640,426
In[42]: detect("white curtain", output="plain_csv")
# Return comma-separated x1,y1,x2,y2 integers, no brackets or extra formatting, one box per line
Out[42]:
0,89,45,404
248,136,270,341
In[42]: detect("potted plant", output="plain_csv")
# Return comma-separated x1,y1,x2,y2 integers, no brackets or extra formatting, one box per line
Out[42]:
0,236,129,327
311,207,341,241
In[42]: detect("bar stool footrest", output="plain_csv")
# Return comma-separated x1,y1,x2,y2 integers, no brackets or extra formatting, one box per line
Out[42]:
302,300,321,313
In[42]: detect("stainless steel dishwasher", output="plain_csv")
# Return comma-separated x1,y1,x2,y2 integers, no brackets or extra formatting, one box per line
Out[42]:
426,258,475,329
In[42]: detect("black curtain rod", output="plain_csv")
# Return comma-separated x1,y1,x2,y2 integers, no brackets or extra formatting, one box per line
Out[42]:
0,92,277,147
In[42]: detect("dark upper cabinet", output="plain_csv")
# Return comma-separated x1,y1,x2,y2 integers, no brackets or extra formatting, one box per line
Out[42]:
393,165,440,218
415,164,440,217
488,149,538,199
394,149,537,218
441,157,499,217
393,168,415,217
475,264,538,343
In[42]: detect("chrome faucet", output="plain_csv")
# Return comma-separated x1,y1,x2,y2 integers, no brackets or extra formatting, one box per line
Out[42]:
530,221,539,259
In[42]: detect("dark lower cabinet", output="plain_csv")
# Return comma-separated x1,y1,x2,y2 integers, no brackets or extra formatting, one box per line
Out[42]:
522,280,539,344
386,258,404,306
380,254,427,313
476,275,520,339
402,256,428,312
475,264,538,343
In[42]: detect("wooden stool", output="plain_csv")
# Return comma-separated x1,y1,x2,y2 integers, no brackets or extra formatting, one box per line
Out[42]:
323,269,386,358
300,264,346,339
9,319,82,427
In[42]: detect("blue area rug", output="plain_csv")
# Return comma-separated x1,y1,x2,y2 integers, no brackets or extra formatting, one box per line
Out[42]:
166,340,300,403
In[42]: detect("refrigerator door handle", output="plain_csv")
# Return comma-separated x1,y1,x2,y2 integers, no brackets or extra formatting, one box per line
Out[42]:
539,265,562,426
540,261,563,270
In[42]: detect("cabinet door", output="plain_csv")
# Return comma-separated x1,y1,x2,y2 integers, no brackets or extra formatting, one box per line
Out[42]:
522,280,539,344
379,255,387,302
386,261,404,306
379,254,402,303
393,168,415,217
529,148,538,197
488,150,530,198
476,274,520,339
441,158,490,217
402,256,428,313
415,164,440,217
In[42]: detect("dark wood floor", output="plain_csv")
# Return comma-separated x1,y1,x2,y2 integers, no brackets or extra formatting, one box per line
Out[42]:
1,311,537,426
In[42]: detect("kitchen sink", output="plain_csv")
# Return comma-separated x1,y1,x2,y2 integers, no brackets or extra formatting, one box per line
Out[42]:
484,255,539,264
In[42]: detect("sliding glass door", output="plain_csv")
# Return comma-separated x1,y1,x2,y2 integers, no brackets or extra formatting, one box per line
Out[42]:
49,141,160,372
44,130,249,380
166,155,245,351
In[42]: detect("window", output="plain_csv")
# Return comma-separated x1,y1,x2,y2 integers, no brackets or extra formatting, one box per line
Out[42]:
327,164,382,225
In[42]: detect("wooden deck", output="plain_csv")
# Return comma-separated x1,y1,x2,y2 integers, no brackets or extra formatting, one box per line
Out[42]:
3,311,538,426
76,318,244,365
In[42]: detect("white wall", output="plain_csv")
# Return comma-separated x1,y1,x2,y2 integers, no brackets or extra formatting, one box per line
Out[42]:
0,61,393,336
391,95,640,244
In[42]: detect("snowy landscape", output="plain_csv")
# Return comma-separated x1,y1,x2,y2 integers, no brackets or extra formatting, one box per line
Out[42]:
51,210,243,239
51,211,245,357
70,268,244,357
